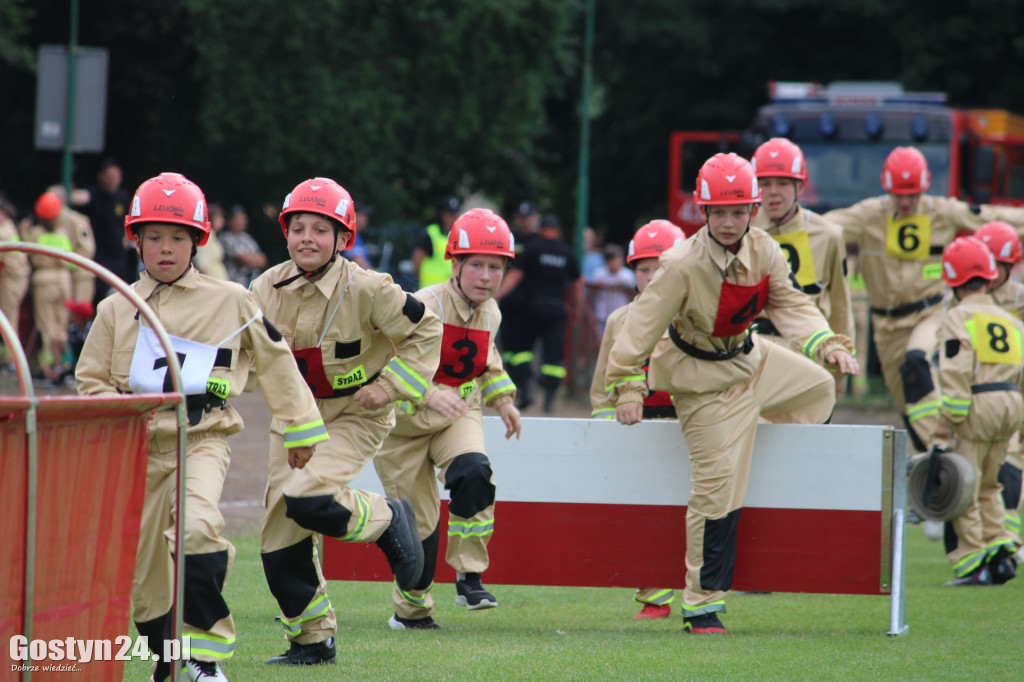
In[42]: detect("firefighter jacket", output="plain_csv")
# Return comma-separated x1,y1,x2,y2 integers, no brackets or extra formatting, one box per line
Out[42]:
751,204,854,340
605,225,853,405
0,217,29,280
590,300,672,418
825,195,1024,311
26,215,92,272
393,279,515,433
936,292,1024,434
992,278,1024,319
77,267,328,446
250,258,441,419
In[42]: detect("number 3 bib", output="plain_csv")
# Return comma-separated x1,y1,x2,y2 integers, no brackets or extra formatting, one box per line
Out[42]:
885,214,932,260
435,323,489,387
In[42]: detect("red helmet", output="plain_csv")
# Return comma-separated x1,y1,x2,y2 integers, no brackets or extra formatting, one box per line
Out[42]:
694,153,760,206
446,208,514,260
278,178,356,246
125,172,211,246
881,146,930,195
751,138,808,182
627,220,685,265
942,236,997,287
975,221,1021,264
35,192,62,221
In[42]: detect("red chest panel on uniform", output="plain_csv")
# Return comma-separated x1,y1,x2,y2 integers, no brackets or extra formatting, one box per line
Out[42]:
712,276,770,337
434,323,490,388
641,355,672,407
292,346,333,398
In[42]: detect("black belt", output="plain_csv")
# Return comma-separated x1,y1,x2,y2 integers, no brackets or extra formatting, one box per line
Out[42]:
971,382,1018,394
323,369,383,399
871,294,943,318
642,405,677,420
668,324,753,361
185,394,228,426
750,318,781,337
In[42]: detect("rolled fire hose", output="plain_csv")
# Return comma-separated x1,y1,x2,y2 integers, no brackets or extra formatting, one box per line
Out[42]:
907,446,976,521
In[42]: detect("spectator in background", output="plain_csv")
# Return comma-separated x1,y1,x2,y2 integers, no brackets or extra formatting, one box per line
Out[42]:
413,196,461,288
220,204,268,287
340,201,373,269
194,202,229,280
0,193,30,370
586,243,635,336
496,213,582,413
71,157,134,303
581,227,604,280
511,201,540,256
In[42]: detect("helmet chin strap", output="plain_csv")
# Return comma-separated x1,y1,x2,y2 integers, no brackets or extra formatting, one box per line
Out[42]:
274,231,341,288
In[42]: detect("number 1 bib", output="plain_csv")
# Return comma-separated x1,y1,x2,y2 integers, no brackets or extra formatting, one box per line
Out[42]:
885,214,932,260
712,277,769,338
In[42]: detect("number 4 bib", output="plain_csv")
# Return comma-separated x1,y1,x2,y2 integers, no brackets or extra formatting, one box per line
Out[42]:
885,214,932,260
712,277,769,338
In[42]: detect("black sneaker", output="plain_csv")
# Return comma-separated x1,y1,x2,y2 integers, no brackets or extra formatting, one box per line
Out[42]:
265,637,337,665
988,547,1018,585
375,498,424,591
455,572,498,610
388,613,441,630
944,565,993,586
683,612,727,634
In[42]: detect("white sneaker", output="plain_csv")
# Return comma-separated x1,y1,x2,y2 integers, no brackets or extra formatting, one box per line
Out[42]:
185,660,228,681
924,520,943,542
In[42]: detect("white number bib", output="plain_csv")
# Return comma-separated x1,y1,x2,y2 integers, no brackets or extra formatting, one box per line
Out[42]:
129,326,217,396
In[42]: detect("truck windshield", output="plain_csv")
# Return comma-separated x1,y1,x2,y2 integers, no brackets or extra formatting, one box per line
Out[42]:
798,142,950,212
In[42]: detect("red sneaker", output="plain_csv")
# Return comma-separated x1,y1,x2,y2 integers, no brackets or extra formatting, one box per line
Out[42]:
633,603,671,620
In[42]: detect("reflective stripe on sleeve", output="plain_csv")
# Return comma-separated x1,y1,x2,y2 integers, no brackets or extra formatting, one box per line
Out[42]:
480,373,515,403
386,357,429,401
283,419,329,447
605,375,646,396
941,395,972,416
802,329,834,358
907,400,940,423
591,407,616,419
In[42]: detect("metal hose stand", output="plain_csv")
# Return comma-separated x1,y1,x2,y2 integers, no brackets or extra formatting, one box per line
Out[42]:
0,242,189,680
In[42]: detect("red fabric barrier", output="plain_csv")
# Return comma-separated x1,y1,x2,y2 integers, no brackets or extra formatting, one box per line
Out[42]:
1,395,175,681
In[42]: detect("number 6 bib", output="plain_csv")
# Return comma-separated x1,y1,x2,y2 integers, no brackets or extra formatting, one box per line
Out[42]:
885,214,932,260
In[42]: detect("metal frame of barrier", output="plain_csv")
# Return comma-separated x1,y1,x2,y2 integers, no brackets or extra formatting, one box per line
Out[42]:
0,242,190,680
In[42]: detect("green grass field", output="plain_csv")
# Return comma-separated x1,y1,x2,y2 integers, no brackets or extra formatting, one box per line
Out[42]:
123,526,1023,681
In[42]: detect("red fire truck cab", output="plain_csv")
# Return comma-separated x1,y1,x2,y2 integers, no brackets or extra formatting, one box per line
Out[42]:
668,81,1024,235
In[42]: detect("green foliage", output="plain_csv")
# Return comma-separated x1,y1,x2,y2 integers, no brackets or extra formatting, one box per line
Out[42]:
121,528,1023,681
181,0,578,223
0,0,35,69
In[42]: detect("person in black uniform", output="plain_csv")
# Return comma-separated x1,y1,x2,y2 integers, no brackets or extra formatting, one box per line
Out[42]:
71,158,135,303
496,213,582,413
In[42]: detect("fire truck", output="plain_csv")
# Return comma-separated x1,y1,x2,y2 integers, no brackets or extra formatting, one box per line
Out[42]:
668,81,1024,235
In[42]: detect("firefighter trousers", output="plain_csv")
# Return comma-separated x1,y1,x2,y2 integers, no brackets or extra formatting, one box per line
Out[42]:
672,341,834,616
1000,435,1023,547
260,407,394,644
134,431,236,663
871,305,944,451
374,408,495,620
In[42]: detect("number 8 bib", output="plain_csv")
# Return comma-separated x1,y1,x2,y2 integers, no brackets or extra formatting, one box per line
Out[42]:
967,312,1023,365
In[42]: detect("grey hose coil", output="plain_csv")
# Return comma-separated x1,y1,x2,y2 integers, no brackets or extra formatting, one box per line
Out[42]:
907,449,976,521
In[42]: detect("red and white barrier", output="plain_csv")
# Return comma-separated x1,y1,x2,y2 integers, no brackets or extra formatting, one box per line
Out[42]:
323,418,909,635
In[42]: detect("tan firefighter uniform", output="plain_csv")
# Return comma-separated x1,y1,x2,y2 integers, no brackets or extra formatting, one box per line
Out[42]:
0,216,29,352
605,225,852,618
250,257,441,645
373,279,515,620
76,266,328,663
990,277,1024,546
26,222,77,367
847,252,871,395
591,300,677,610
57,206,97,303
825,195,1024,450
935,292,1024,577
751,205,854,390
